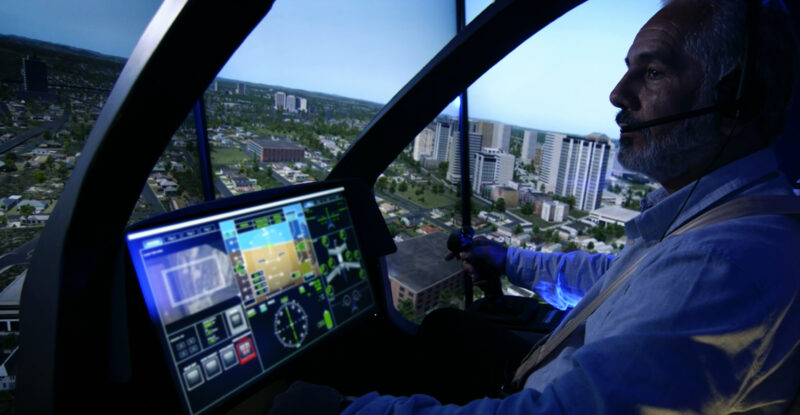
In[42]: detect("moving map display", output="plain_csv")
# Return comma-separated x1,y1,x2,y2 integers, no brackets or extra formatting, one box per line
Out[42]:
126,187,374,415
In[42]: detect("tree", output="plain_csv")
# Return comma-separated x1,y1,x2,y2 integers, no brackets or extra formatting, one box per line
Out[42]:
396,299,420,323
513,224,523,234
1,215,6,226
521,203,533,215
495,197,506,212
19,204,35,219
398,181,408,192
587,241,595,250
33,170,47,183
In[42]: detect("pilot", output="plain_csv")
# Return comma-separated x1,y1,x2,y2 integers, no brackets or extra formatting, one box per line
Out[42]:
269,0,800,413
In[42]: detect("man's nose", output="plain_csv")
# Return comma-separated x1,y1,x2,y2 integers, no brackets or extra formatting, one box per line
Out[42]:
610,72,638,111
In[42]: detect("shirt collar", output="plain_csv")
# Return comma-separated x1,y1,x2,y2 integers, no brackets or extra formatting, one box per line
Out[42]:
625,148,780,242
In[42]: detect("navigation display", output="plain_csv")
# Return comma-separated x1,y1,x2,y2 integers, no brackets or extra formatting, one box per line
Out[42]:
126,187,374,414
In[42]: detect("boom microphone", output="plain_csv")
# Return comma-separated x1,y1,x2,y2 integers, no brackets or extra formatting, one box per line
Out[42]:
619,104,723,133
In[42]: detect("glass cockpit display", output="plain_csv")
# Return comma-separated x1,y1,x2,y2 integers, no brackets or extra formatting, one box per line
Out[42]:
126,187,374,415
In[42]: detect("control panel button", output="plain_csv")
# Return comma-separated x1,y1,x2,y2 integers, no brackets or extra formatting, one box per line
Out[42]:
201,354,222,380
183,363,204,391
235,336,256,364
219,345,238,370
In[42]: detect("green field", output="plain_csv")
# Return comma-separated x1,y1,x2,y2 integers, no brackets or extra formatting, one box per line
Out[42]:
394,187,454,208
508,208,551,228
211,147,248,165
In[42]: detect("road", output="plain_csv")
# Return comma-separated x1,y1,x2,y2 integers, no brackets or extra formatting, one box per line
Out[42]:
140,183,166,214
0,236,38,272
214,179,234,198
0,111,70,154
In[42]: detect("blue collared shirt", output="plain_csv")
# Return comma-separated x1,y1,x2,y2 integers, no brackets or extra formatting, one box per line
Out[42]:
344,148,800,414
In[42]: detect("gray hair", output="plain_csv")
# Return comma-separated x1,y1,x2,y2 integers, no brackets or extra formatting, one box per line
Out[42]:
663,0,800,140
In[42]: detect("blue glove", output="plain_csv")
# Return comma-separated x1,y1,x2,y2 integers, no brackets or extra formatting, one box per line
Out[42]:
445,236,507,297
269,381,352,415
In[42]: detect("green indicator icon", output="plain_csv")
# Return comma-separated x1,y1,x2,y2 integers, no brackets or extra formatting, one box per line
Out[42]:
247,309,257,318
317,320,325,328
281,296,289,304
354,250,360,260
313,280,323,291
345,251,352,261
326,285,334,298
203,321,213,328
321,236,329,248
339,230,346,241
320,264,327,275
323,310,333,329
328,257,335,269
299,286,306,295
272,213,282,224
359,269,365,280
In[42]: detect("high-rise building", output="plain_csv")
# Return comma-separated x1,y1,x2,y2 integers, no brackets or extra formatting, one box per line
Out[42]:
412,128,435,161
491,123,511,153
476,121,495,148
541,200,569,222
274,91,286,110
432,122,451,162
446,130,483,183
286,95,297,112
21,56,47,93
209,80,218,91
521,130,537,164
540,132,566,193
298,97,307,112
236,83,246,94
472,148,515,192
541,132,611,211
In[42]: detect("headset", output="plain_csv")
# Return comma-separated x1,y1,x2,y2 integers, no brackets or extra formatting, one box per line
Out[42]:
620,0,763,133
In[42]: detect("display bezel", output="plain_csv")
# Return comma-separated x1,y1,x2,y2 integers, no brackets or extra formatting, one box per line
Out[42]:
125,179,391,415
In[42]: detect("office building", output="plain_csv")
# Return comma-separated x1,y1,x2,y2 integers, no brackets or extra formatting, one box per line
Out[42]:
286,95,297,112
298,97,307,112
236,83,246,94
446,130,482,183
491,123,511,153
540,132,610,211
476,121,495,148
21,56,47,93
387,232,465,317
472,148,515,192
541,200,569,222
413,128,435,161
248,137,304,163
274,91,286,110
521,130,537,164
431,121,452,162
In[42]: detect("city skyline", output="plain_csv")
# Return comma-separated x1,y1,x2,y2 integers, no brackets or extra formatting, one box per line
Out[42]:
1,1,663,138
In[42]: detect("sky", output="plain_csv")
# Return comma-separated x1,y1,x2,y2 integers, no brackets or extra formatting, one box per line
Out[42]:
0,0,663,138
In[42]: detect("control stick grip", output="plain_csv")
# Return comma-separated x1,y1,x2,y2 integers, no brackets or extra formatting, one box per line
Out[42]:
447,231,503,302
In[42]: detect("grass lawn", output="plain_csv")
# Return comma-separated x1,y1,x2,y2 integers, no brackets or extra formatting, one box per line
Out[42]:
508,208,551,228
211,147,248,165
394,187,455,208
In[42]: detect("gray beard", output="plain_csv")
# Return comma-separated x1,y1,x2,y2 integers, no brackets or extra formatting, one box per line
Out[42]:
617,113,720,184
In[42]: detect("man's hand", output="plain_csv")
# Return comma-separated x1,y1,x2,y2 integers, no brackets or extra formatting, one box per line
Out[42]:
268,381,350,415
445,236,507,291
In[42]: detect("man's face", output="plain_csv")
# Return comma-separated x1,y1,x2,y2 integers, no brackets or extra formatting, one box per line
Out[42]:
610,1,718,185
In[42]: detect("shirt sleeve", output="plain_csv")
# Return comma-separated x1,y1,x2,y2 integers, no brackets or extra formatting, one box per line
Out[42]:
504,247,615,310
341,241,800,415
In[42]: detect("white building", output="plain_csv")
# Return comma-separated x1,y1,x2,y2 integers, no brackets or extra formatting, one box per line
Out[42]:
541,200,569,223
236,83,246,94
412,128,436,161
472,148,515,192
589,205,640,227
521,130,537,164
286,94,297,112
446,129,483,183
298,97,307,112
491,123,511,153
274,91,286,110
540,132,611,211
432,121,452,162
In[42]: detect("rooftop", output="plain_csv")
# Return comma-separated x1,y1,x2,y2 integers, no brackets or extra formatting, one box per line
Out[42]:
590,205,640,223
386,232,463,293
250,136,303,150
